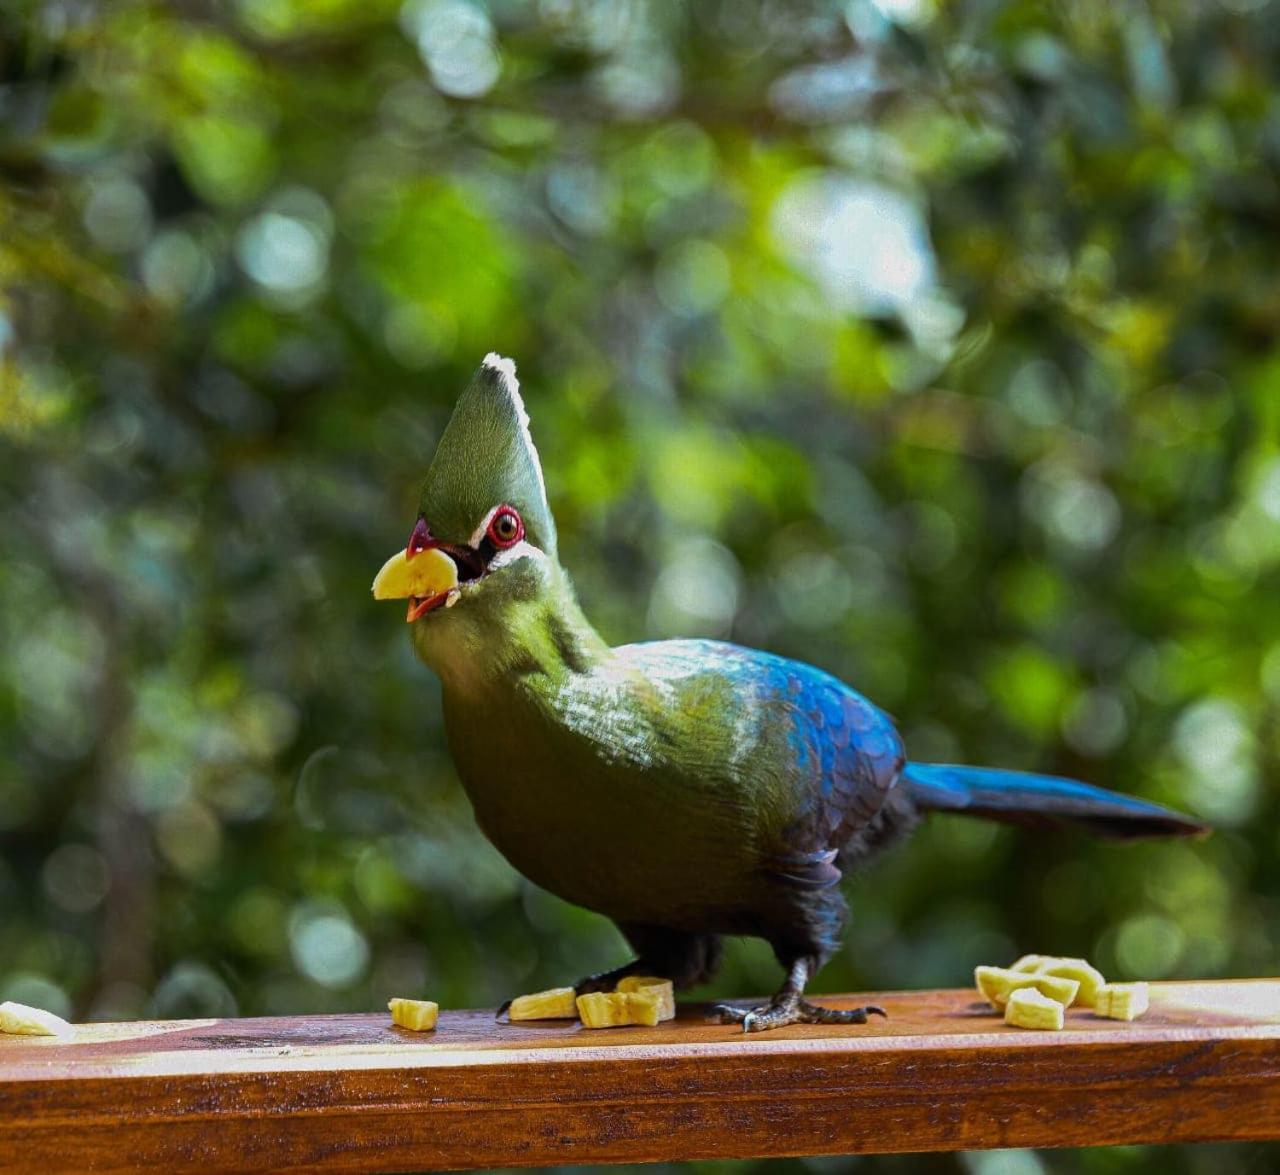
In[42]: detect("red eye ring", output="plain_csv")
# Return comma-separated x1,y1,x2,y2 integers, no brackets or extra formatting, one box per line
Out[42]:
486,505,524,549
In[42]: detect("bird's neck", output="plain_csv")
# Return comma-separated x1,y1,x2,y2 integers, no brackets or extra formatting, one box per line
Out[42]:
411,565,610,700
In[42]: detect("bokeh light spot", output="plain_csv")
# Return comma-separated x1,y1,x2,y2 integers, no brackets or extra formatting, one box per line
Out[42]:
648,539,741,639
289,904,370,988
654,239,731,316
403,0,501,98
1115,913,1186,978
1173,698,1257,824
1,973,72,1019
151,961,238,1018
236,212,328,295
83,175,152,252
772,174,936,317
41,844,111,914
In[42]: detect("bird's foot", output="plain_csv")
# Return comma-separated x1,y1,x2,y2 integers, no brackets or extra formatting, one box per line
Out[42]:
708,995,886,1033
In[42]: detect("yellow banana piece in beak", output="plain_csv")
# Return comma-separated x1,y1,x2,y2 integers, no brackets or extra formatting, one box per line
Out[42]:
372,547,460,622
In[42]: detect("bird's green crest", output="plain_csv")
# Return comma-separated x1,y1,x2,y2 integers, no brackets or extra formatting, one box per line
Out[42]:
418,354,557,557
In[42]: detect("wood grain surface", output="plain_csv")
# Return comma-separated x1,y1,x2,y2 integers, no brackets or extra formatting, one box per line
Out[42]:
3,980,1279,1173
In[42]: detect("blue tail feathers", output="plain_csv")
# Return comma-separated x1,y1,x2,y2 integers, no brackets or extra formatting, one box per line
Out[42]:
903,762,1208,840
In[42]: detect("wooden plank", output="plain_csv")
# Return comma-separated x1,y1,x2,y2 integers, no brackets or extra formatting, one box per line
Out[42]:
3,980,1279,1173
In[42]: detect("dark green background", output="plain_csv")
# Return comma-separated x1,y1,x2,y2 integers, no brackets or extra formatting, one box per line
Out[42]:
2,2,1278,1172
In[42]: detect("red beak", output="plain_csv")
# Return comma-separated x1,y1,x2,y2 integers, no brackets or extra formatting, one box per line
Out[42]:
406,517,435,560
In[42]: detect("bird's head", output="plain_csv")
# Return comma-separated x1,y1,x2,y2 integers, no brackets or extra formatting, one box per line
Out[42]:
372,354,561,648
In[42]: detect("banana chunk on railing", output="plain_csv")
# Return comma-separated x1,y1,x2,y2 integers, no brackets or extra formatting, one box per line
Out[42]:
508,987,579,1021
615,976,676,1022
0,1001,74,1037
979,951,1150,1025
388,998,439,1032
1094,982,1149,1021
975,965,1080,1010
576,990,662,1028
1010,955,1106,1009
1004,987,1065,1030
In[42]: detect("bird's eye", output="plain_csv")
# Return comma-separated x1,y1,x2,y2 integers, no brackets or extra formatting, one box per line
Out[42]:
487,506,523,549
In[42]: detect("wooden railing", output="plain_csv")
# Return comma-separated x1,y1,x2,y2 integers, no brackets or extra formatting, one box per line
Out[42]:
3,980,1279,1172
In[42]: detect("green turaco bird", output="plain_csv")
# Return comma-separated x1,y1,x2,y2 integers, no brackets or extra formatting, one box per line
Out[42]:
373,354,1207,1032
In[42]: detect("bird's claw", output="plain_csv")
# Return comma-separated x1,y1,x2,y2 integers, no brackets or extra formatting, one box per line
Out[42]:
707,998,887,1032
793,1000,886,1027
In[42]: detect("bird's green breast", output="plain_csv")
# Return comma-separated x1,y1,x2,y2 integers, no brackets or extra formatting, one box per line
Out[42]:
440,655,785,931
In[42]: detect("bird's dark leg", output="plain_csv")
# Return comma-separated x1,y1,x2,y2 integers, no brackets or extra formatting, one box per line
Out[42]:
709,957,886,1033
496,958,648,1019
571,959,646,995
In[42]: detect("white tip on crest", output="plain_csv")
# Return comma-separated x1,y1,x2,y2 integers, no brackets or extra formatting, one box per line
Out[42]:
478,351,548,512
482,352,518,385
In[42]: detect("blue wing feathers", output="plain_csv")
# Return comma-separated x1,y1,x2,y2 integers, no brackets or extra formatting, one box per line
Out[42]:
686,642,1205,840
620,640,1205,848
633,641,906,878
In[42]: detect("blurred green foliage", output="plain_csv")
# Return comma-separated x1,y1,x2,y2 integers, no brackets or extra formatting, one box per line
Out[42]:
2,1,1279,1172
